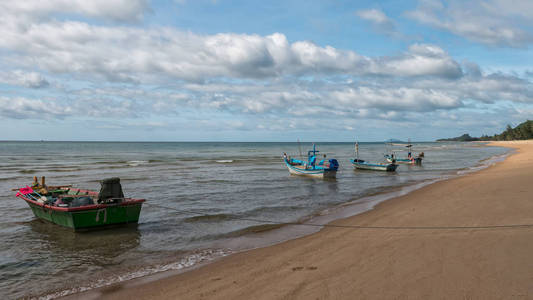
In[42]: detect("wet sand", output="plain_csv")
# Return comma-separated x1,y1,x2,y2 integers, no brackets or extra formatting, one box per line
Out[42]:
69,141,533,299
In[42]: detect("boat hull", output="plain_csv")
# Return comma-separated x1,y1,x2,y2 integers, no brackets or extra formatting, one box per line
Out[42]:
284,159,337,178
24,199,144,231
351,160,398,172
286,165,337,178
385,157,422,165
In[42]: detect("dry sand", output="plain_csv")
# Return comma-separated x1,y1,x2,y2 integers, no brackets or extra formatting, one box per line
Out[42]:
72,141,533,299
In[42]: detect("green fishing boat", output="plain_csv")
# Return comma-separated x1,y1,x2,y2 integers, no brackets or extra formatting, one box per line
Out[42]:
15,177,145,231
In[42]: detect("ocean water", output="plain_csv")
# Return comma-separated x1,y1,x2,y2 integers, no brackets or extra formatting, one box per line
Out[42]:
0,141,509,299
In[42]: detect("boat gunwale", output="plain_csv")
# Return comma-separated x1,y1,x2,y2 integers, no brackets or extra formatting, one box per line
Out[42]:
350,159,396,168
18,195,145,212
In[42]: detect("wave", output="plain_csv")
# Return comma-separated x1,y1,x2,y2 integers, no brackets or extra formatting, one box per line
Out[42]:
119,177,152,182
184,213,233,223
193,179,234,184
242,205,303,216
0,165,33,169
215,160,234,163
176,158,203,162
127,160,149,166
47,168,83,172
225,223,285,236
0,176,24,182
92,160,129,165
38,249,230,300
456,152,509,175
191,224,287,243
182,206,303,225
210,158,275,165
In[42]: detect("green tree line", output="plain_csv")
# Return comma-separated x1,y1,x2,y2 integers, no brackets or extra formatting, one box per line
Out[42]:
438,120,533,141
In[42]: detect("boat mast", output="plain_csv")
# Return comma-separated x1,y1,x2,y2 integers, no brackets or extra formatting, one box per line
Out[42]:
308,143,319,158
385,141,392,158
297,139,303,160
406,138,412,158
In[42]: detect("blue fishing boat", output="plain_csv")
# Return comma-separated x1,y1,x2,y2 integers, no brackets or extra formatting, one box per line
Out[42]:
351,141,398,172
283,144,339,178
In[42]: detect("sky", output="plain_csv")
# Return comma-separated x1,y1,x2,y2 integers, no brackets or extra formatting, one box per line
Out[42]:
0,0,532,142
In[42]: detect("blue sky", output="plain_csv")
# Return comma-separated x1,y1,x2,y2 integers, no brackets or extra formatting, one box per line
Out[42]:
0,0,532,141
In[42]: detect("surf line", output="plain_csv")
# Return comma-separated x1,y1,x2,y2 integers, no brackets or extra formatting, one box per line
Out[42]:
145,203,533,231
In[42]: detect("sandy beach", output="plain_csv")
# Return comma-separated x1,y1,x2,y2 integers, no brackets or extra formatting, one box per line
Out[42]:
70,141,533,300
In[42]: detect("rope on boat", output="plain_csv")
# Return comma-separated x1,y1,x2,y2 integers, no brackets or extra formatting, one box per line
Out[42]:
145,203,533,231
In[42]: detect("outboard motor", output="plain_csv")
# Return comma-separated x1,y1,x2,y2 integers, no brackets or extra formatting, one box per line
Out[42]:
98,177,124,204
328,159,339,170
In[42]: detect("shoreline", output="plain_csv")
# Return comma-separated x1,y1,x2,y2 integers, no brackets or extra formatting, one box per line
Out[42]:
64,141,533,299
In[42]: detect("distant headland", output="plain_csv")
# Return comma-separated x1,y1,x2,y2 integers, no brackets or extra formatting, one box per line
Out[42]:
437,120,533,142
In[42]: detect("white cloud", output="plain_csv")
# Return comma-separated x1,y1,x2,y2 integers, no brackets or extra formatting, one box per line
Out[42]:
0,97,71,119
406,0,533,47
356,9,398,36
0,0,150,22
332,86,461,112
357,9,391,25
376,44,461,78
0,71,49,88
481,0,533,21
0,12,462,82
1,70,530,138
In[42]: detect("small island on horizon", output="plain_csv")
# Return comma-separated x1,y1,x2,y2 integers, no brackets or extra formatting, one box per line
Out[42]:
437,120,533,142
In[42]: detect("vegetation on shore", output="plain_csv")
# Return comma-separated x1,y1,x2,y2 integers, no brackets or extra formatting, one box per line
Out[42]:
437,120,533,141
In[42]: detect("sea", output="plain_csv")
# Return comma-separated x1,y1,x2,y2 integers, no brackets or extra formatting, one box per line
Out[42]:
0,141,510,299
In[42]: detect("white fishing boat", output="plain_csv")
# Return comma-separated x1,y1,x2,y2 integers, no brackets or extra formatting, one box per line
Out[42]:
351,141,398,172
384,139,423,165
351,159,398,171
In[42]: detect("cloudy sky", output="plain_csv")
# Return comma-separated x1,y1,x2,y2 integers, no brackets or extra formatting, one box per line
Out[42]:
1,0,532,141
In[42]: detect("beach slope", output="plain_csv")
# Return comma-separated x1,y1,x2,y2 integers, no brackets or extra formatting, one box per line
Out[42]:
74,141,533,299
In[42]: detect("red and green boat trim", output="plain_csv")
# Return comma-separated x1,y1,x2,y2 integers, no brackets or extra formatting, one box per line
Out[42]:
16,179,145,231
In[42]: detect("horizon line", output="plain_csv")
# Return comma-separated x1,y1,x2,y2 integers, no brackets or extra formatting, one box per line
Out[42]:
0,139,437,143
